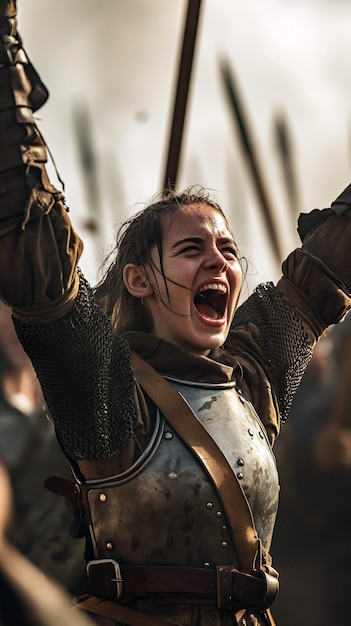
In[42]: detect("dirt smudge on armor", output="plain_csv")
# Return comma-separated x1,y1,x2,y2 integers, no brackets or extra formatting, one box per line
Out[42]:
198,396,218,412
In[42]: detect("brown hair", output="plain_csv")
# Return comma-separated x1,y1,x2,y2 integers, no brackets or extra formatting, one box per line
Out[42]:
95,186,232,334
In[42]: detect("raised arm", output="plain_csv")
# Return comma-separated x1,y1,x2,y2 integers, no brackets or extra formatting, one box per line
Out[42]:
0,3,137,469
228,188,351,442
0,0,82,321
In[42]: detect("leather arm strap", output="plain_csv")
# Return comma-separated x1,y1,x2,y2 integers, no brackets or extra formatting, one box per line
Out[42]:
74,595,179,626
131,351,261,571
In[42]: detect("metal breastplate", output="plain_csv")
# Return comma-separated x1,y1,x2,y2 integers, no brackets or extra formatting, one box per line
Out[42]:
84,378,279,568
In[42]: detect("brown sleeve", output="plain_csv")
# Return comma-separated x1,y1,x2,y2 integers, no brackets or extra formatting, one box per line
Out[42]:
288,182,351,338
277,247,351,345
0,3,83,322
0,166,84,322
300,210,351,293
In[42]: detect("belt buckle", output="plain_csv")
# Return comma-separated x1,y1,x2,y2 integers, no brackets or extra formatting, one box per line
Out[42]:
87,559,123,600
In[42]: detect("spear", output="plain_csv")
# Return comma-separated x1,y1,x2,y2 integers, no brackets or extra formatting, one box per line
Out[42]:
273,110,300,221
219,57,285,265
163,0,203,191
72,101,101,230
72,101,105,267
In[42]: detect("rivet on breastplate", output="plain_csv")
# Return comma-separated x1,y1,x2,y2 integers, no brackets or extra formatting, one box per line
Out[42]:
221,541,228,548
204,562,210,568
237,458,244,466
237,472,244,480
215,511,222,518
99,493,107,502
206,502,213,509
164,431,173,440
259,431,264,439
221,525,228,532
248,428,254,437
106,542,113,551
168,472,178,479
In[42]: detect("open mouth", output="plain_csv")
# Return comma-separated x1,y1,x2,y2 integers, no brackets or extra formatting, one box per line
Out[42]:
194,283,228,321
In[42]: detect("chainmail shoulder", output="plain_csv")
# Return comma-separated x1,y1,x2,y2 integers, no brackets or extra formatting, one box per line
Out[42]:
13,272,136,460
232,282,313,424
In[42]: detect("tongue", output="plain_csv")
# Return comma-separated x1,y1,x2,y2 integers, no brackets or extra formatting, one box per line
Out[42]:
196,303,219,320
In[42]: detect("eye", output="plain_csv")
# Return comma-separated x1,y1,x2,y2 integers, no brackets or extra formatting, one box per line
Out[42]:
180,245,201,254
220,246,238,259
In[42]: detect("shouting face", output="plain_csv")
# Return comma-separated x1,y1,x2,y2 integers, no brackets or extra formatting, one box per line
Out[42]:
143,204,242,355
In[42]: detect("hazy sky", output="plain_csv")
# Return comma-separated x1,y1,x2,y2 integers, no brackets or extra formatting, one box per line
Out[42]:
21,0,351,289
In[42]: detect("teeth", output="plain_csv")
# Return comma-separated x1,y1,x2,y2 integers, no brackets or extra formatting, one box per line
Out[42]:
199,283,227,294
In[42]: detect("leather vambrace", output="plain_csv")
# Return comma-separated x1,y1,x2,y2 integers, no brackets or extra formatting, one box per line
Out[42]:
0,0,49,173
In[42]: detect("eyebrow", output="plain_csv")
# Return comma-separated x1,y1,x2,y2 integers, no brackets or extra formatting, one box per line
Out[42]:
172,237,202,249
172,235,236,249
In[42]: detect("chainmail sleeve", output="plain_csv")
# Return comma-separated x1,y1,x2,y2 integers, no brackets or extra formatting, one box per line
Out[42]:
13,272,136,461
230,282,313,424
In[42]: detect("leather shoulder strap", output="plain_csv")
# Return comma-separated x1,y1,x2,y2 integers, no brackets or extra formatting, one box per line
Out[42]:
131,351,261,571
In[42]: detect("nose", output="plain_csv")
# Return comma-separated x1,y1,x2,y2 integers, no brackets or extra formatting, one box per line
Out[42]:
203,248,229,272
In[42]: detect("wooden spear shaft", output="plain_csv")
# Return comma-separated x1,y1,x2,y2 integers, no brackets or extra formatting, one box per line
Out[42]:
163,0,202,191
219,58,285,265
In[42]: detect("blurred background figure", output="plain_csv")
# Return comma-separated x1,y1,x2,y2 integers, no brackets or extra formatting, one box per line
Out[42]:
0,461,93,626
0,303,85,596
272,313,351,625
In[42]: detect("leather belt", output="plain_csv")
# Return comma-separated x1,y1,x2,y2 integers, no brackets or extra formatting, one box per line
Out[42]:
87,560,279,611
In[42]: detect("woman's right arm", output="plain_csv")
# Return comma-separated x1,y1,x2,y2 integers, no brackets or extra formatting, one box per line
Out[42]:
0,3,137,465
0,0,83,320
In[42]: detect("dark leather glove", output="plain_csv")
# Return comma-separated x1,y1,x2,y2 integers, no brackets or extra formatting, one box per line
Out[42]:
298,183,351,243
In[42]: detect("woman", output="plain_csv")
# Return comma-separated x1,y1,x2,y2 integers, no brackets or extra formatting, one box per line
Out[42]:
1,3,351,625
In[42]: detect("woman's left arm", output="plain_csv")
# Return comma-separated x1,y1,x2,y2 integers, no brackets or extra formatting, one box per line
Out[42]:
227,184,351,443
